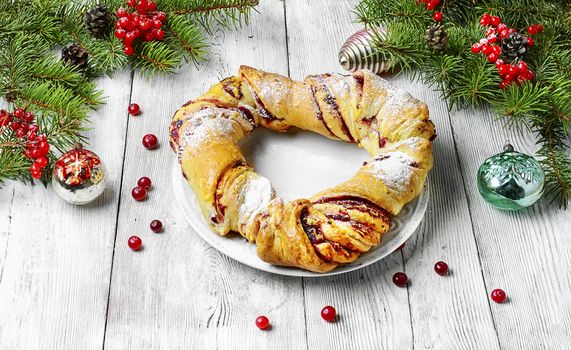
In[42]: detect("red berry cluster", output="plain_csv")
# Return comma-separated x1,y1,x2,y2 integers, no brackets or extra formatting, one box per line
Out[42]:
1,108,50,179
471,14,542,89
114,0,166,56
416,0,443,22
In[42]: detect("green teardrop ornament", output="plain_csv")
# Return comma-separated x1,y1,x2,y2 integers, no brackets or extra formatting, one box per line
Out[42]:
477,144,545,210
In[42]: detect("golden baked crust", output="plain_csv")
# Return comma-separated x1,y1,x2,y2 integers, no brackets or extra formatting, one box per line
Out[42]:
170,66,436,272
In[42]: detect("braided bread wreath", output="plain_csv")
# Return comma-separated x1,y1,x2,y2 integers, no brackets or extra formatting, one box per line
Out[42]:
169,66,436,273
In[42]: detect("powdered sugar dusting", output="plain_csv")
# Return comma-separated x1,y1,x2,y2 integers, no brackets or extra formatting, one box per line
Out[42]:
177,109,236,160
396,137,424,152
367,151,416,192
238,175,274,225
256,78,288,104
381,88,416,116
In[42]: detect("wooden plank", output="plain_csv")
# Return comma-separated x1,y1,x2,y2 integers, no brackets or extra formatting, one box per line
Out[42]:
286,1,500,349
0,184,15,284
103,2,307,349
0,71,132,349
448,106,571,349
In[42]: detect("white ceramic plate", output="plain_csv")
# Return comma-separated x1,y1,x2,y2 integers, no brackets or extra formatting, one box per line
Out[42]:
172,128,429,277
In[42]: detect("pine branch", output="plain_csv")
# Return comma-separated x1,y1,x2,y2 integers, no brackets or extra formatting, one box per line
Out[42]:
535,118,571,208
163,0,259,31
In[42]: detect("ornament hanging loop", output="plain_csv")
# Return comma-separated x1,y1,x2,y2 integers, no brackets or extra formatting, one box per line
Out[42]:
503,142,514,152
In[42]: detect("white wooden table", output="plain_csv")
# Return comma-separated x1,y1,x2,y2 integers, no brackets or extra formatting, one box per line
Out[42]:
1,1,570,349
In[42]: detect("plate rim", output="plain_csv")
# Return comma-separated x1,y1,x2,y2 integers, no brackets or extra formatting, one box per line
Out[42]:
172,160,429,277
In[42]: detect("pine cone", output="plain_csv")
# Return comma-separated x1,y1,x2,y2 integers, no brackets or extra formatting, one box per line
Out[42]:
84,5,111,39
426,24,449,51
501,32,529,62
61,44,89,70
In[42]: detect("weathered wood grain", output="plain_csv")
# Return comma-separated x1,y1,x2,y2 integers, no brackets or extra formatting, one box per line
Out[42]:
103,1,307,349
449,106,571,349
0,71,132,349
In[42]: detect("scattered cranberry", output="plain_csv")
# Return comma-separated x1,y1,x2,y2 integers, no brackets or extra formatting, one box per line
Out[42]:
131,186,147,201
527,37,534,47
128,103,140,116
491,289,507,303
142,133,158,149
392,272,408,287
470,43,481,53
433,11,443,22
128,235,143,251
434,261,448,276
321,306,337,322
150,219,163,233
137,176,152,189
490,16,501,26
255,316,270,330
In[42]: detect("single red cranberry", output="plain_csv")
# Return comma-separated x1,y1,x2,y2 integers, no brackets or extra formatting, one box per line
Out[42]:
29,148,41,159
487,53,499,63
35,156,48,168
137,176,152,189
139,19,151,31
497,23,507,32
144,31,155,42
534,24,543,33
13,108,25,119
142,134,158,149
393,272,408,287
115,28,126,39
470,43,481,53
147,1,156,11
126,0,136,7
123,45,134,56
434,261,448,276
321,306,337,322
152,19,163,29
433,11,443,22
30,170,42,179
527,37,534,47
38,141,50,155
131,186,147,201
255,316,270,330
23,111,34,122
16,128,26,138
491,289,507,303
156,12,166,21
128,103,140,115
116,7,128,17
128,235,143,251
479,13,491,26
153,29,165,41
150,219,163,233
490,16,501,26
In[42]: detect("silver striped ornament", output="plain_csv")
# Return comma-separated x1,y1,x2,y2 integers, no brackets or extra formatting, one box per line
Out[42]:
338,27,390,74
